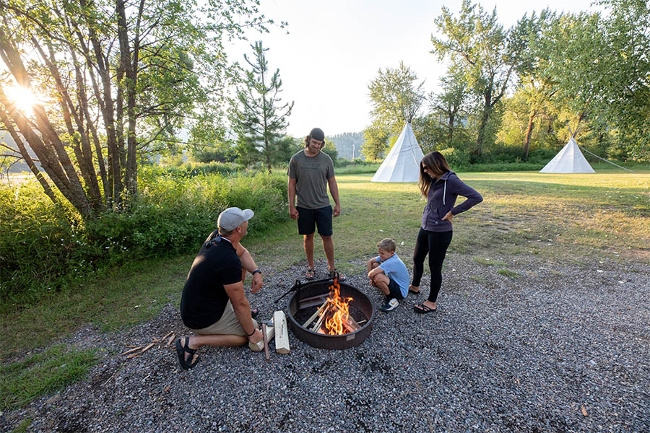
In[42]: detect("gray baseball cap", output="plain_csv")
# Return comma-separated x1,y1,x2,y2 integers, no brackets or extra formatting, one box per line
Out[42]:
217,207,254,231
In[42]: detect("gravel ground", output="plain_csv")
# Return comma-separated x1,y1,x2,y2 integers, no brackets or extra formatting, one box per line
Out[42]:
1,252,649,433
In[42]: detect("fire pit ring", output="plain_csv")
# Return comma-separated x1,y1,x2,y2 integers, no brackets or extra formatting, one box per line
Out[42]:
286,279,375,350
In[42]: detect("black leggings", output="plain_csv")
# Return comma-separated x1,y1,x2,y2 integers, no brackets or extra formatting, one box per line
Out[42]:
411,228,453,303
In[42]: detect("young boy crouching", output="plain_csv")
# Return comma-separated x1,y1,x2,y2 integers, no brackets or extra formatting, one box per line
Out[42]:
367,238,410,312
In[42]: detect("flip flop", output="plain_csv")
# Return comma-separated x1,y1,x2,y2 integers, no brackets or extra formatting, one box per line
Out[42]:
408,285,420,294
251,308,260,319
175,337,199,370
305,268,315,280
414,303,437,314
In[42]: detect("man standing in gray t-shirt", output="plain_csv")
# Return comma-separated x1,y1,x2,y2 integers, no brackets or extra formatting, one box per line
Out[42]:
287,127,343,281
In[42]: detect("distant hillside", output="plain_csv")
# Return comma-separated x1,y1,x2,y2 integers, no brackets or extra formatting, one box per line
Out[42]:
328,132,364,160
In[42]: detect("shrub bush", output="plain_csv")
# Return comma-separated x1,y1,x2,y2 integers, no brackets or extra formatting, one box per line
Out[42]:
0,182,82,301
439,147,471,170
0,171,287,303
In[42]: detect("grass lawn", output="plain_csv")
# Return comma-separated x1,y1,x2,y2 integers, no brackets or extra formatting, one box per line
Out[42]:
1,169,649,409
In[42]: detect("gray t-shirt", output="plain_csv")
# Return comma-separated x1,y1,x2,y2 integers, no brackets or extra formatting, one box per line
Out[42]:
288,150,335,209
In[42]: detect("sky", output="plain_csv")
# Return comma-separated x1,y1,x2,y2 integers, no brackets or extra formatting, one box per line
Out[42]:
227,0,597,138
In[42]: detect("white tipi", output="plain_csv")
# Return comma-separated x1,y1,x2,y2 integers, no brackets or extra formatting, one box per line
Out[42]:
540,137,595,173
371,123,425,182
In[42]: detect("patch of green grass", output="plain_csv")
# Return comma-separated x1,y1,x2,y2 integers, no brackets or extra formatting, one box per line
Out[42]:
497,269,519,278
471,275,489,284
0,344,97,410
1,254,192,359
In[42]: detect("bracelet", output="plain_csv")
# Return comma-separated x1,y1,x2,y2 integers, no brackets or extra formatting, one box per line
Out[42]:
247,328,256,337
252,269,261,275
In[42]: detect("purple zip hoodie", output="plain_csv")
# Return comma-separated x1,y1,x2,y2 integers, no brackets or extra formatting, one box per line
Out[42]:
421,171,483,232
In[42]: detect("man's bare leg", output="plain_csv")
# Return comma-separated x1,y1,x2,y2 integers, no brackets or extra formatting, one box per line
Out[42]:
304,233,315,270
181,334,248,365
321,234,335,271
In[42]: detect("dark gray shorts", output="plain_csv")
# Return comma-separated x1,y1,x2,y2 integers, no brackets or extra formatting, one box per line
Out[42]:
388,277,405,300
297,206,333,236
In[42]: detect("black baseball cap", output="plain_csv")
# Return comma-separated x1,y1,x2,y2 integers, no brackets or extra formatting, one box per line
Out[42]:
309,128,324,141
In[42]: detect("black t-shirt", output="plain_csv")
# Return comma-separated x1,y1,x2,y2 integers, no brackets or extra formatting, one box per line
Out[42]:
180,233,242,329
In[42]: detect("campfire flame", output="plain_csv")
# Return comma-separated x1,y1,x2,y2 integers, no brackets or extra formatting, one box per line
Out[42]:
322,277,353,335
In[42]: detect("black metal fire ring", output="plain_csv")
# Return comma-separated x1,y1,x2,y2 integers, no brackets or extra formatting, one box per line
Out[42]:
286,279,375,350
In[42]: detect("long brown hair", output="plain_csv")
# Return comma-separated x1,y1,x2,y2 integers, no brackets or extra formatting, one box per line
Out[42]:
304,135,326,149
418,151,451,197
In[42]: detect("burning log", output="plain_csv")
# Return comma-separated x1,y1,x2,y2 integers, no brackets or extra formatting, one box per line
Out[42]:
302,279,360,335
302,300,329,328
311,303,332,331
342,316,360,333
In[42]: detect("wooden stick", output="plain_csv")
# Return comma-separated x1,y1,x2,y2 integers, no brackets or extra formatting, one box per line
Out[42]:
120,346,143,356
298,294,329,309
302,299,329,328
140,343,155,354
343,320,359,334
262,323,270,361
299,293,330,303
165,333,176,347
162,330,174,340
311,304,332,331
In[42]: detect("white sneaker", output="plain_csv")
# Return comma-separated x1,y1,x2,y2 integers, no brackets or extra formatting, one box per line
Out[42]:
379,298,399,312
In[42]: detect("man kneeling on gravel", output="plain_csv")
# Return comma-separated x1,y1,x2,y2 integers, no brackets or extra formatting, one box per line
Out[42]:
176,207,264,370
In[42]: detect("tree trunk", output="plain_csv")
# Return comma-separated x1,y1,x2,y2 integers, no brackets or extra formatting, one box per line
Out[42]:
447,111,456,143
523,109,536,161
0,33,94,218
476,104,490,156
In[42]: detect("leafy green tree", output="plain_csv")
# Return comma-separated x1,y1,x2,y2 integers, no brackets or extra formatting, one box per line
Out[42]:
0,0,273,219
429,62,475,148
590,0,650,159
504,10,560,159
368,61,426,136
187,111,233,163
229,41,294,173
361,122,391,162
431,0,521,156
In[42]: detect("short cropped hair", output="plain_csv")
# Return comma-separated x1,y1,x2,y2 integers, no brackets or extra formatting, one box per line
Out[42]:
376,238,396,252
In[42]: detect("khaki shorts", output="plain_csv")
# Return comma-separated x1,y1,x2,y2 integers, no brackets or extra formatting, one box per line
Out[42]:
190,300,258,336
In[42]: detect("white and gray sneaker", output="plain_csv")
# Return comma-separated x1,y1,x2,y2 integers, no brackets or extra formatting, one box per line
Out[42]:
379,298,399,312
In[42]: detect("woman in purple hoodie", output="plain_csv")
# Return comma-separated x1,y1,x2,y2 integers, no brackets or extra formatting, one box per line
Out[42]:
411,152,483,314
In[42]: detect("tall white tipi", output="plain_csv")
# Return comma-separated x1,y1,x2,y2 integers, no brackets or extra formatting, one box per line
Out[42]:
371,123,425,182
540,137,595,173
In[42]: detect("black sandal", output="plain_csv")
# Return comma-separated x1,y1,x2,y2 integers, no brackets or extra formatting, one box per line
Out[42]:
175,337,199,370
414,303,437,314
328,269,346,281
